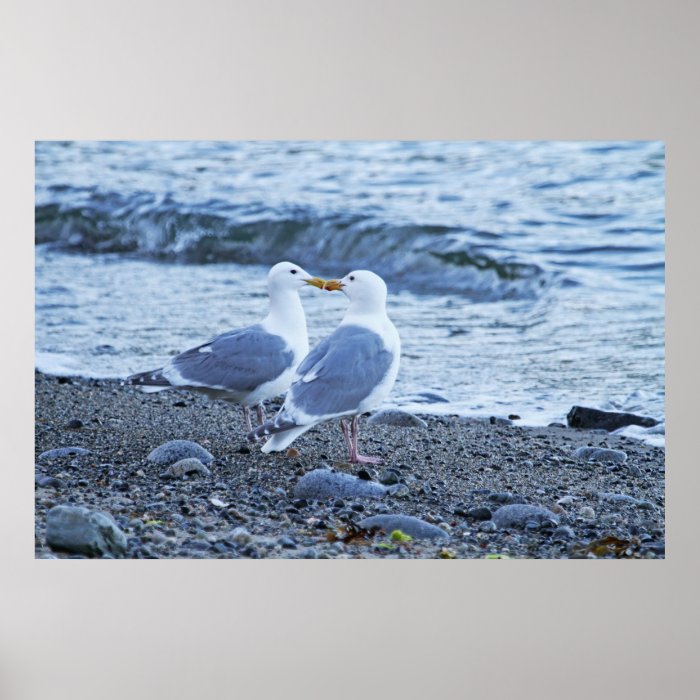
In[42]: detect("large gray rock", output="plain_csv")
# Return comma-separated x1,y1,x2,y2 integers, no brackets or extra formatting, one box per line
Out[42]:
358,514,449,540
574,447,627,463
492,504,560,530
147,440,214,466
567,406,657,431
38,446,91,460
367,410,427,428
46,505,127,558
293,469,388,500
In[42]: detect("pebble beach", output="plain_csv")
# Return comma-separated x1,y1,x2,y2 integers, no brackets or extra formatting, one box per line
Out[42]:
34,371,665,559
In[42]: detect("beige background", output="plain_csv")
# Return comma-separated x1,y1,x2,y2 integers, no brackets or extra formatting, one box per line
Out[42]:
1,1,697,698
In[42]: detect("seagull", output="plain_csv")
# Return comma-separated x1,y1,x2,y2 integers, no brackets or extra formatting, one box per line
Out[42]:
125,261,327,431
249,270,401,463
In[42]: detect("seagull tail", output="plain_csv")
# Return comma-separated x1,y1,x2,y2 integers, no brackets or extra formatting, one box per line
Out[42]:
124,368,171,389
247,413,312,452
260,426,312,453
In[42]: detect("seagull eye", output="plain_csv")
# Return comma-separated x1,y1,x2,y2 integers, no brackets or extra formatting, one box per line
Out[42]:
349,275,355,281
290,269,297,275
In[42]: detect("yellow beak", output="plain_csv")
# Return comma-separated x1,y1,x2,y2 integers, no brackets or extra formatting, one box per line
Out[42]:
304,277,328,289
320,279,344,292
304,277,344,291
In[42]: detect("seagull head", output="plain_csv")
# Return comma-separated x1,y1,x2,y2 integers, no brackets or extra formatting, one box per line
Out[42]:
267,261,326,292
324,270,388,311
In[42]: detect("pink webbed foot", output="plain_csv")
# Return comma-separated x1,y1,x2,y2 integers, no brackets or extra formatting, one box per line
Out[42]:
350,453,383,465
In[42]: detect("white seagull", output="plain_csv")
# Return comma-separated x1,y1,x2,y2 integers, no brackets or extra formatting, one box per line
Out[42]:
125,261,327,431
249,270,401,463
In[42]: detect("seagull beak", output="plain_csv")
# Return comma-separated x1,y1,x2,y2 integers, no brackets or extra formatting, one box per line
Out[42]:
320,279,344,292
304,277,328,289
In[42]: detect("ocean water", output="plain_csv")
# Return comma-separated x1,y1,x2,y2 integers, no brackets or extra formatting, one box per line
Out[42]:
35,141,665,444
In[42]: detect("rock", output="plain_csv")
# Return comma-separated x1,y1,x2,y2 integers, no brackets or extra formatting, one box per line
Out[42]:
358,514,449,540
38,446,91,460
160,458,211,479
573,447,627,463
579,506,596,520
230,527,252,545
598,492,641,505
556,495,576,506
552,525,575,540
66,419,84,429
492,504,560,530
379,469,401,485
147,440,214,466
293,469,389,500
35,475,65,489
567,406,658,431
466,506,492,521
45,505,127,558
479,520,497,533
489,416,512,426
387,483,410,498
367,409,427,428
487,492,524,504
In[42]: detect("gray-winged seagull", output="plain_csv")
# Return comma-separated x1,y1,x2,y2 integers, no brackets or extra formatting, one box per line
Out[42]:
249,270,401,463
125,261,328,431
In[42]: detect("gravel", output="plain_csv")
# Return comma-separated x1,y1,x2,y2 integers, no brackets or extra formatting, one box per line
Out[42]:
34,371,666,559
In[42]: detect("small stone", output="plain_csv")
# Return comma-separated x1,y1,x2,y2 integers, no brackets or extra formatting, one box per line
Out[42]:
379,469,400,485
66,419,84,429
358,514,449,540
479,520,497,533
160,458,211,479
230,527,252,545
35,475,65,489
579,506,596,520
293,469,388,500
278,536,297,549
574,447,627,464
552,525,575,540
598,492,640,505
466,506,492,521
46,505,127,558
147,440,214,466
487,492,524,504
557,495,576,506
492,504,560,530
387,483,410,498
489,416,512,426
38,446,91,460
367,410,427,428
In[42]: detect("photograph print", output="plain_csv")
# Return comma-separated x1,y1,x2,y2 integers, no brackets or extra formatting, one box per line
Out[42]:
34,140,665,559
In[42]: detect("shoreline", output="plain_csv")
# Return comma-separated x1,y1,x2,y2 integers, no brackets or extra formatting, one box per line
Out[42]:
34,371,665,559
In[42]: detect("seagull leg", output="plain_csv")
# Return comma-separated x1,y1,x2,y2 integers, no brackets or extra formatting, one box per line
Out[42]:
349,415,382,464
340,419,353,459
254,403,269,444
242,406,253,432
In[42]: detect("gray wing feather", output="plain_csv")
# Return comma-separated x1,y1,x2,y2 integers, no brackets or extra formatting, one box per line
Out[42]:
289,325,393,417
169,324,293,392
